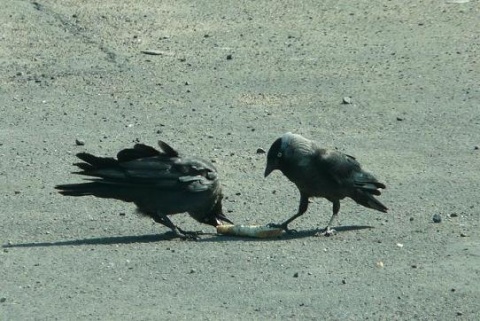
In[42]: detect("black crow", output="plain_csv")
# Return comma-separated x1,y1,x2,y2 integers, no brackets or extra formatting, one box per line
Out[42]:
264,132,387,236
55,140,232,239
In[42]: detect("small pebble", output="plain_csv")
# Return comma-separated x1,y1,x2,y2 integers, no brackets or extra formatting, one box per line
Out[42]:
75,138,85,146
474,145,479,150
189,269,196,274
0,297,6,303
293,272,299,278
450,213,458,218
460,233,467,237
411,264,418,268
256,148,266,154
396,117,404,121
341,279,346,284
226,54,233,60
409,217,414,221
141,50,163,55
342,96,352,104
432,214,442,223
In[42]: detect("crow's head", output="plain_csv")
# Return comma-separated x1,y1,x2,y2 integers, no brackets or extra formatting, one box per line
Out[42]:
265,132,295,177
265,132,315,178
264,137,282,177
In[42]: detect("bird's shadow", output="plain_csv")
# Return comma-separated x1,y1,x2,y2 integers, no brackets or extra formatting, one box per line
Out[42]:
2,233,175,248
2,225,373,248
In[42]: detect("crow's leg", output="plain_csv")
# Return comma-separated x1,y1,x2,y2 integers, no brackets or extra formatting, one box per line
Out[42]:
153,214,198,240
318,200,340,236
269,192,309,234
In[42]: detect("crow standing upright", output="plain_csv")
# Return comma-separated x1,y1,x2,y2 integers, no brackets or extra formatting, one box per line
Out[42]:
264,132,387,236
55,140,232,239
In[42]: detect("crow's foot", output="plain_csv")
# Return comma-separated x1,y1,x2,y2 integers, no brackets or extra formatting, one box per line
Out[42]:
174,228,202,240
315,227,336,237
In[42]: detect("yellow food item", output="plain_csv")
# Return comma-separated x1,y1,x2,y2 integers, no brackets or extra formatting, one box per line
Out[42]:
216,224,283,238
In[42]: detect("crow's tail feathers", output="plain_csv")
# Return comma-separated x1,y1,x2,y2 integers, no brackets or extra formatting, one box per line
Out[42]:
55,182,102,197
73,153,117,172
55,182,133,202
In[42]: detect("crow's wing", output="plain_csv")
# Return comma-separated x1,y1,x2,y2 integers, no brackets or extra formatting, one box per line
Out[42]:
315,150,360,184
78,158,216,190
56,143,218,200
316,150,385,191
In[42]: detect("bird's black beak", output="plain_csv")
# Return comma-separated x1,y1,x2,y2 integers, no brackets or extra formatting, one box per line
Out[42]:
204,198,233,227
215,212,234,226
199,212,233,227
264,164,274,177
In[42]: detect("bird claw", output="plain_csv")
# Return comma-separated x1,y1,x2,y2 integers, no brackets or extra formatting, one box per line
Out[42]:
315,227,336,237
178,233,200,241
267,223,297,234
180,233,200,241
175,228,202,240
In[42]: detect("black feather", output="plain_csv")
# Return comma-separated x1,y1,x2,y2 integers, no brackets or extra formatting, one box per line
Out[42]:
157,140,179,157
117,144,161,162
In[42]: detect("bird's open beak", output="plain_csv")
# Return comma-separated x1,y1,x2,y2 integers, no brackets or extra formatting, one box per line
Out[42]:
215,213,234,226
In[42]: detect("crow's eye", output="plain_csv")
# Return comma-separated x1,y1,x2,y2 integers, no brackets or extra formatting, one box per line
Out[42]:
277,152,282,158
